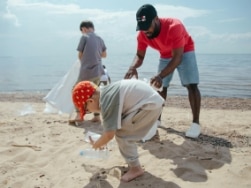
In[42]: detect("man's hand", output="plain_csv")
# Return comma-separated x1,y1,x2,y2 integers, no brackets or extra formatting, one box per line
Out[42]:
124,67,138,79
150,75,162,89
124,51,145,79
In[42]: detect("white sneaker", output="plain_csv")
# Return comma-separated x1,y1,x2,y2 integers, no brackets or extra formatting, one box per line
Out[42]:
185,123,201,138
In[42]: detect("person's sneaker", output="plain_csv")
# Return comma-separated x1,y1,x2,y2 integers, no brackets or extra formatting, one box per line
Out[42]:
185,123,201,138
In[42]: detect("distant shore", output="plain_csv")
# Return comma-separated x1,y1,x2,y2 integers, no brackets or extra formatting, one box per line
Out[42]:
0,92,250,111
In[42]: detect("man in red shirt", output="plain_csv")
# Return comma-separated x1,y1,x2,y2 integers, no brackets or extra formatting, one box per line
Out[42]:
124,4,201,138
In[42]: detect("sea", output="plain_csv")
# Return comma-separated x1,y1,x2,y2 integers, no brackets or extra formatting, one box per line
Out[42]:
0,53,251,98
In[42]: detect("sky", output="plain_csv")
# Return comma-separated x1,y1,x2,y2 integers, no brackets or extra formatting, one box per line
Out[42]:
0,0,251,59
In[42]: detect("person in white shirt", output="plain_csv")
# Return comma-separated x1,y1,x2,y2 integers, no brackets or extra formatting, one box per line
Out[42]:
99,65,111,86
72,79,164,182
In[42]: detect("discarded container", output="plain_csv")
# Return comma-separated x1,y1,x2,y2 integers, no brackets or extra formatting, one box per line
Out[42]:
79,148,109,159
19,104,36,116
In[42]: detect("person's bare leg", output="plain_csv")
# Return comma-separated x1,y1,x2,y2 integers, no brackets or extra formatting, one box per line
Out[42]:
121,166,144,182
157,87,167,121
185,84,201,138
187,84,201,124
158,87,167,100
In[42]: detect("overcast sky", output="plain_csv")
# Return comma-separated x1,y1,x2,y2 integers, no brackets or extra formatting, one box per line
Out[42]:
0,0,251,58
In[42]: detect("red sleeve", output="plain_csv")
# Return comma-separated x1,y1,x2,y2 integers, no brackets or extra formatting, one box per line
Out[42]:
170,24,185,49
137,32,148,51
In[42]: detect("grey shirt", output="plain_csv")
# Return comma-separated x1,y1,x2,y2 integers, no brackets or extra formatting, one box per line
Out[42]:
100,79,165,131
77,32,106,80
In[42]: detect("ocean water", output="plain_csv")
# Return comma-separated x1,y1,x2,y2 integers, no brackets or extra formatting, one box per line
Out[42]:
0,53,250,98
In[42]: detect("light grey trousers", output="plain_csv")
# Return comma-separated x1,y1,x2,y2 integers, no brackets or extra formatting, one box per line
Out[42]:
115,107,162,167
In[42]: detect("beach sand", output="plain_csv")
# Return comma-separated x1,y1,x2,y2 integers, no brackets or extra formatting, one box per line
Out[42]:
0,93,251,188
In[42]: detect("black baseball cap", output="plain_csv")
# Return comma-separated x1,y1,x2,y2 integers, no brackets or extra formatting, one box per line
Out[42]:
136,4,157,31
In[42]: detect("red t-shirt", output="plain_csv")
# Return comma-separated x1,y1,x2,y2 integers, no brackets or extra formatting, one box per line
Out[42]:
137,18,194,58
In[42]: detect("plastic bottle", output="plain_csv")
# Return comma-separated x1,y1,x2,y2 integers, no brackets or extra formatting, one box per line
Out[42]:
79,148,109,159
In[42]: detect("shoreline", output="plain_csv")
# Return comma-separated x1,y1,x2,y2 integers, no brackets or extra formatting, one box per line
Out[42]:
0,92,250,110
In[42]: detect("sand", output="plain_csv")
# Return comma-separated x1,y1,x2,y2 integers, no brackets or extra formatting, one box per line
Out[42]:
0,93,250,188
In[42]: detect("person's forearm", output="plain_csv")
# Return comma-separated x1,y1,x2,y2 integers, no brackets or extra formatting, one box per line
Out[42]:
78,52,83,60
158,48,183,78
124,50,145,79
101,51,107,58
130,54,144,69
92,131,115,149
158,56,182,78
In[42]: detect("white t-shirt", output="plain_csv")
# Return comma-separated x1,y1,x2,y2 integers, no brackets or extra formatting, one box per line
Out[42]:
100,68,109,82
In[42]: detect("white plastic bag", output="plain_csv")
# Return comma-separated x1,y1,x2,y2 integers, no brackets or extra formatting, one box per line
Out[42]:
43,60,80,114
141,120,158,142
84,131,101,143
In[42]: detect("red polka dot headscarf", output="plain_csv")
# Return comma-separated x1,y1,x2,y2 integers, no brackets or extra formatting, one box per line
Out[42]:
72,81,97,120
